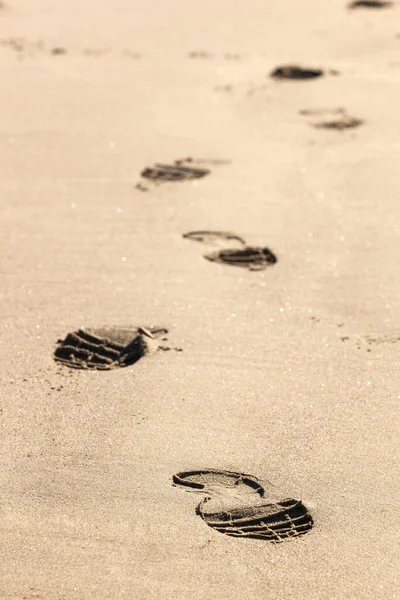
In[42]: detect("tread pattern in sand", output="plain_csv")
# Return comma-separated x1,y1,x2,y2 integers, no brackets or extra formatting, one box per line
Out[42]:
54,326,167,370
205,247,277,270
173,469,313,543
141,162,210,182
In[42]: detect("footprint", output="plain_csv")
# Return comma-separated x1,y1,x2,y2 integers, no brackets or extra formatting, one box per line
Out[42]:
299,108,364,131
183,230,246,248
348,1,393,8
140,160,210,183
270,65,324,80
51,47,67,56
54,326,168,370
173,469,264,494
204,247,278,270
173,469,314,543
188,50,214,59
223,53,242,61
136,157,229,190
183,232,277,270
314,116,363,131
0,38,69,58
365,333,400,345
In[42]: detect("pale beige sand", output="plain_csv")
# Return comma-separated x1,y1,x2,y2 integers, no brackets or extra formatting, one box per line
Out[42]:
1,0,400,598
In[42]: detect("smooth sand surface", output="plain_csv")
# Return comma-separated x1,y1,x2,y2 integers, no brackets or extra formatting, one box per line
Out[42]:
1,1,400,598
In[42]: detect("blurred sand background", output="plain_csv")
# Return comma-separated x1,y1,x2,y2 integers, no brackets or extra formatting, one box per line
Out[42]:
0,0,399,598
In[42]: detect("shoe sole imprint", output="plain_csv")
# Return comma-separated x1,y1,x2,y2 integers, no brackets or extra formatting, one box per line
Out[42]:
54,326,168,370
173,469,264,495
204,247,277,270
141,163,210,182
199,497,313,541
173,469,313,543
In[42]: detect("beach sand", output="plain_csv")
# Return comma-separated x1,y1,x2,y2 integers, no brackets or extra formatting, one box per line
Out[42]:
0,0,399,598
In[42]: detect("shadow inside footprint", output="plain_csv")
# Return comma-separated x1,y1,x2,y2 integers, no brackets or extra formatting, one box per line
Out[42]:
348,0,393,8
314,116,364,130
54,326,168,370
205,247,277,270
270,65,324,80
173,469,314,543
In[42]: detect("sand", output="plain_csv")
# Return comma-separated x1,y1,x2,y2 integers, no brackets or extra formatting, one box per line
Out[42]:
0,0,399,598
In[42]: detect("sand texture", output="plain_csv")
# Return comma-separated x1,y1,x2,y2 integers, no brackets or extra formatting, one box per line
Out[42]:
0,0,400,598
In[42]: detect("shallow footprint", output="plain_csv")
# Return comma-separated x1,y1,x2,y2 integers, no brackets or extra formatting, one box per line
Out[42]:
173,469,264,496
299,108,364,131
204,247,277,270
54,326,167,370
183,230,246,248
173,468,313,543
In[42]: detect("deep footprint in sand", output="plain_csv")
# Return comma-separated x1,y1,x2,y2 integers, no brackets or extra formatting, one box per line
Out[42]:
136,157,231,190
173,469,313,542
183,232,277,270
205,247,278,270
270,65,324,80
299,108,364,131
139,157,212,188
141,162,210,183
54,326,168,370
348,1,393,8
